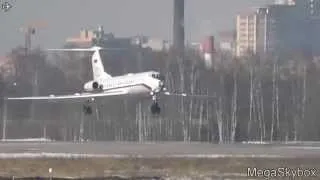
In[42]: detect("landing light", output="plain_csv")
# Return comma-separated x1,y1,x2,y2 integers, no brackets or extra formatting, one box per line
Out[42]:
49,94,55,97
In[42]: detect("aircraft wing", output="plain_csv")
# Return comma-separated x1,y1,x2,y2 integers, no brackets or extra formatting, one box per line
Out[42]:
4,90,128,102
162,91,216,99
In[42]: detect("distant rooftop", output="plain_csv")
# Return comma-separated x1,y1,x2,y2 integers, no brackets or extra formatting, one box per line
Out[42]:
218,31,235,39
274,0,295,6
0,56,10,66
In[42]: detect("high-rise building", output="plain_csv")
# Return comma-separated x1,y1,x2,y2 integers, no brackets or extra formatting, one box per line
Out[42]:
236,0,320,58
295,0,320,56
295,0,320,17
236,11,258,57
238,1,319,57
270,0,320,56
256,7,269,55
256,4,301,56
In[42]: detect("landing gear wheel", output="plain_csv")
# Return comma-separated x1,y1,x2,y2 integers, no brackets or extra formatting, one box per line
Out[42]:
150,102,161,115
83,104,92,115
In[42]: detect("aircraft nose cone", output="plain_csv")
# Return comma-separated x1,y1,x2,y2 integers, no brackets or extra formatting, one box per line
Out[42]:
159,81,164,87
154,81,165,93
159,80,167,92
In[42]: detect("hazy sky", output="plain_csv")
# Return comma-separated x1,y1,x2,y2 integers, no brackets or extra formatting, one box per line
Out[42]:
0,0,270,54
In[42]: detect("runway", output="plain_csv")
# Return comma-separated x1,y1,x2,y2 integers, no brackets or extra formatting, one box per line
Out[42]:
0,141,320,158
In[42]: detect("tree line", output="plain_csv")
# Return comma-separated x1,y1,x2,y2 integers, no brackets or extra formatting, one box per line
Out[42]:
0,45,319,143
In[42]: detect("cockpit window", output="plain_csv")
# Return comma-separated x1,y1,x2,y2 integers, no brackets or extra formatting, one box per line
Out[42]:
152,73,165,80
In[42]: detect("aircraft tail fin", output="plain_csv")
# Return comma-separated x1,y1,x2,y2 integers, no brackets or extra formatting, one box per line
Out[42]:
91,48,111,80
48,46,124,81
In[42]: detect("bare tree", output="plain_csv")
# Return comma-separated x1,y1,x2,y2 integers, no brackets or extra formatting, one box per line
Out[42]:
230,61,238,143
271,57,278,141
247,57,254,140
215,70,225,143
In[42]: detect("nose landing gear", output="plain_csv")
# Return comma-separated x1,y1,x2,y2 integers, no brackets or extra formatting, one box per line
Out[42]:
150,101,161,115
150,94,161,115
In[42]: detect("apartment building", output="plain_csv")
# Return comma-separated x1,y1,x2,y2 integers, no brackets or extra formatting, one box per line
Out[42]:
236,11,258,57
257,4,298,56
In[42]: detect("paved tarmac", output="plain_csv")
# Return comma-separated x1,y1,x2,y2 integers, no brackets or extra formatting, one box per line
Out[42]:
0,141,319,158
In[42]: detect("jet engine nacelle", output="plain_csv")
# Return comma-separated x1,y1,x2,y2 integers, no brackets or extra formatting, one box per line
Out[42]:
84,81,103,91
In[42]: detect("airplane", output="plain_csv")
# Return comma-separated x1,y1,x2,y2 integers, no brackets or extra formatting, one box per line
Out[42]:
4,46,215,115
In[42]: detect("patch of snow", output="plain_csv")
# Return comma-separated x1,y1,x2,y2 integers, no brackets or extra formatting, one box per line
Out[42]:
0,138,54,142
242,141,270,144
242,141,320,145
280,146,320,150
283,141,320,144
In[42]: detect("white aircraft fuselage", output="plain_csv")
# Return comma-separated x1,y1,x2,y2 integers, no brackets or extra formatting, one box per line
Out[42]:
79,47,165,99
83,71,164,98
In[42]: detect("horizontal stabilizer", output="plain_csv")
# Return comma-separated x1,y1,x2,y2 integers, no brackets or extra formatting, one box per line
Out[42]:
47,46,126,52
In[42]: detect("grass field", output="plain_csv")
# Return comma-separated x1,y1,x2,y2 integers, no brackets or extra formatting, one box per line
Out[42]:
0,157,319,179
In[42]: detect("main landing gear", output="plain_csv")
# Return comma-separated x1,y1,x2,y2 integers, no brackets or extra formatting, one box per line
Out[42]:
150,95,161,115
83,96,162,115
83,99,93,115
